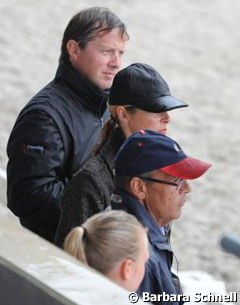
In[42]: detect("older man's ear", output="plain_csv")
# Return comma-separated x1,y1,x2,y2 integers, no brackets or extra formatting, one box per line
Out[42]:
129,177,148,202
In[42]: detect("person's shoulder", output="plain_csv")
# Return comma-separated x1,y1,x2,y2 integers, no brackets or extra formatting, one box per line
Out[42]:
20,81,58,111
80,154,109,174
66,154,113,192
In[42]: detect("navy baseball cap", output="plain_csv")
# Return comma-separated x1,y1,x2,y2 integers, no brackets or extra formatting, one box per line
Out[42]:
115,130,212,179
109,63,188,113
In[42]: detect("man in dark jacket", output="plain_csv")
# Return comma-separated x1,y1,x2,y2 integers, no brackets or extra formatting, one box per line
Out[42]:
6,7,128,242
112,130,211,304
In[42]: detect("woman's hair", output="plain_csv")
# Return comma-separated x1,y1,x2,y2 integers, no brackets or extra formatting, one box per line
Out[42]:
64,210,147,275
60,7,129,62
94,105,138,155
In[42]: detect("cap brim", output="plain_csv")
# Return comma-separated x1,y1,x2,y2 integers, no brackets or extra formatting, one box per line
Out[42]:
136,96,188,113
160,157,212,179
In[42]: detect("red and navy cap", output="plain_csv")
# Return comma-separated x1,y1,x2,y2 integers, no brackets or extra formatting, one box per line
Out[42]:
115,130,212,179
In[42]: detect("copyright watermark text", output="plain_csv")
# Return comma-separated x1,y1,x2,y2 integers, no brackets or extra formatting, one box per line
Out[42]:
128,292,238,303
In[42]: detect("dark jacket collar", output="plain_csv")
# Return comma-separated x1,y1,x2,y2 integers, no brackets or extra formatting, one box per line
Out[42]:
55,60,108,116
112,189,171,250
100,128,125,176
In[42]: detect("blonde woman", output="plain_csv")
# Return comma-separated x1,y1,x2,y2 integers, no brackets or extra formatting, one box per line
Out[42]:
64,210,149,292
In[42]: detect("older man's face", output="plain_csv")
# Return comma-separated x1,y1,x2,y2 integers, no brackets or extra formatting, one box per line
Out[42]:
142,170,191,226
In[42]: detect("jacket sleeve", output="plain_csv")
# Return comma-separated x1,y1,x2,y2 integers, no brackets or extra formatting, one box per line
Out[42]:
7,110,67,219
137,263,165,305
54,168,107,247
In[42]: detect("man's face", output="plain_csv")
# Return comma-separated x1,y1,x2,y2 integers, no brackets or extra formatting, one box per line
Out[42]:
142,170,191,226
71,28,127,90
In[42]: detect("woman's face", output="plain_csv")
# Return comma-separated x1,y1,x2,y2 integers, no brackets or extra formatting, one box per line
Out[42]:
123,109,171,137
126,232,149,291
105,229,149,292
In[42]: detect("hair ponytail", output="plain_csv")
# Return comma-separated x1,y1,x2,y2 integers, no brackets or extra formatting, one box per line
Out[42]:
93,118,116,155
64,210,147,275
64,227,88,264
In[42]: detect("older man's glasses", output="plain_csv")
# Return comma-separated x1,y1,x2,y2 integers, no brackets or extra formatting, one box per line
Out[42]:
137,176,184,188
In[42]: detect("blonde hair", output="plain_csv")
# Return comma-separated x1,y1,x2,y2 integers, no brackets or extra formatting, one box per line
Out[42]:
64,210,147,275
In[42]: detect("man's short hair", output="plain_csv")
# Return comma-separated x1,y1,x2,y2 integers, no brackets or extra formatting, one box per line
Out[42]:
114,171,153,191
60,7,129,62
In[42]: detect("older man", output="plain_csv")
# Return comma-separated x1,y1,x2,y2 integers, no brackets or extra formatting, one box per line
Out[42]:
112,130,211,304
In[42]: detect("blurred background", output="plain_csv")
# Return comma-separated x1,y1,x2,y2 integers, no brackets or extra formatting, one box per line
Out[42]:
0,0,239,297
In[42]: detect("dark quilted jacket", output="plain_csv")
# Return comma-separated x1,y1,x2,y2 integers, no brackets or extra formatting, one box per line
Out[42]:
54,128,124,247
7,60,109,242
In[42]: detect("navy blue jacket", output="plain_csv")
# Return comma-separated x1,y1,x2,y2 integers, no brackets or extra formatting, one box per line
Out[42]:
111,189,183,305
7,60,109,242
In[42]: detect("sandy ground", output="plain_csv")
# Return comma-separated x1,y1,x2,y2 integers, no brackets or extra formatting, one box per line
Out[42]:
1,0,240,298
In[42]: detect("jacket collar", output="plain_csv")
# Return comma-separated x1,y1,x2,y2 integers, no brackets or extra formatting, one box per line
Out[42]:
55,60,109,116
112,189,171,250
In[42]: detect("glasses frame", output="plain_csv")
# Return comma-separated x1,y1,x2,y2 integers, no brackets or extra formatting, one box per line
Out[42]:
137,176,183,188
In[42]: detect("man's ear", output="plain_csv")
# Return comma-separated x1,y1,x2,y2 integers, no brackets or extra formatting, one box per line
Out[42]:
66,39,80,60
119,259,133,280
130,177,147,201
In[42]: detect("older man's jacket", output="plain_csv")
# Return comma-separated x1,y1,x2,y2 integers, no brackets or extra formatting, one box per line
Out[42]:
111,189,183,305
